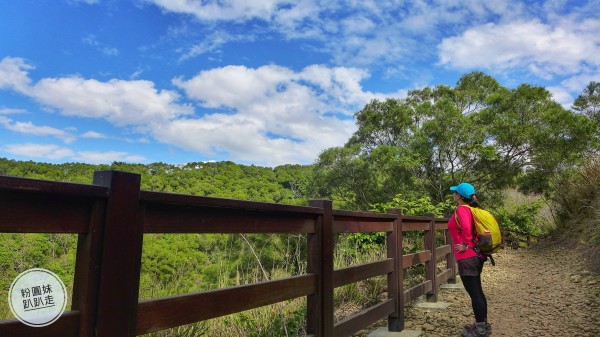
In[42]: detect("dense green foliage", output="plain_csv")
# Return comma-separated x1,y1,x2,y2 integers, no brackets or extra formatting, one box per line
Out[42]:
1,73,596,335
0,159,313,204
311,72,597,210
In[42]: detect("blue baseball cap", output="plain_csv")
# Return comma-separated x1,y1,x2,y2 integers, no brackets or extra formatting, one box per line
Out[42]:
450,182,475,199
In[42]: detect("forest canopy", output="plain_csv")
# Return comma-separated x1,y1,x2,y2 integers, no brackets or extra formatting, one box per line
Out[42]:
311,72,598,210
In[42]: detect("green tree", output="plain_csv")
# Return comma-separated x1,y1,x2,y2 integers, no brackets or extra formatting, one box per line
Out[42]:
312,72,595,208
573,81,600,123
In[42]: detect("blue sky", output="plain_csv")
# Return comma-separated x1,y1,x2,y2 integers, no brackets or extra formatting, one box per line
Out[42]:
1,0,598,167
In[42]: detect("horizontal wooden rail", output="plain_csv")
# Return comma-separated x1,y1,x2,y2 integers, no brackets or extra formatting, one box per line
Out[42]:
403,280,432,304
0,175,108,197
436,245,452,259
0,192,95,233
333,220,393,233
333,259,394,288
140,190,322,214
401,222,430,231
333,299,395,337
136,274,316,334
0,310,80,337
0,171,456,337
142,201,317,233
436,268,454,286
501,228,539,249
403,251,431,268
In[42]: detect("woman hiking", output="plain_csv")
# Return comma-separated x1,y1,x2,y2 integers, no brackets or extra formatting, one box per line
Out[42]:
448,182,491,337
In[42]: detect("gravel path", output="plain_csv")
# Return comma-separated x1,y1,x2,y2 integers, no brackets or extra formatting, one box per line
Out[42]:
401,244,600,336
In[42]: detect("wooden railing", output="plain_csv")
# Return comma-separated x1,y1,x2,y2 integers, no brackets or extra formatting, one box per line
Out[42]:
0,170,456,337
501,228,539,249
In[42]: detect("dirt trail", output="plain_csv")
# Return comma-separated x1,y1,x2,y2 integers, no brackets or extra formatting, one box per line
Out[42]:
401,244,600,336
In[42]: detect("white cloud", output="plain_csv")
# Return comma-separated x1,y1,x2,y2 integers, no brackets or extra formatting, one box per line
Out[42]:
32,79,192,127
150,0,520,66
173,65,295,108
165,63,401,166
0,107,27,115
75,151,147,164
1,143,146,164
82,35,119,56
548,70,600,108
178,30,251,62
81,131,107,139
68,0,99,4
147,0,286,21
30,77,193,126
2,143,74,160
0,57,33,93
0,57,194,127
0,117,76,143
438,19,600,77
152,113,355,166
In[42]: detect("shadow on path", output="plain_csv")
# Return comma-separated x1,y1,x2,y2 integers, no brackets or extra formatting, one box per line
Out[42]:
388,245,600,336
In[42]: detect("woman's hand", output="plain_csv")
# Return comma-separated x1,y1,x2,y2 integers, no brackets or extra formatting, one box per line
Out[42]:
455,243,468,252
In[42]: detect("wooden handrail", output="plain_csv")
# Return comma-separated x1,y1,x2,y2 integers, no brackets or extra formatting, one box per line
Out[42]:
501,228,540,249
0,171,456,337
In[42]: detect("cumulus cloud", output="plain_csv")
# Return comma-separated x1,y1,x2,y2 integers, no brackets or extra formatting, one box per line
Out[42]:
438,19,600,78
166,64,393,165
0,117,76,143
0,57,33,93
0,57,194,127
548,70,600,108
2,143,75,160
81,131,107,139
75,151,147,164
0,57,398,166
30,77,193,126
1,143,146,163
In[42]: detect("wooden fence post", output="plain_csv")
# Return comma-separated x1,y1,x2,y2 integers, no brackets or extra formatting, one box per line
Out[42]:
309,200,334,337
306,201,322,336
93,171,143,337
386,209,404,331
424,215,437,302
445,224,456,284
71,199,107,337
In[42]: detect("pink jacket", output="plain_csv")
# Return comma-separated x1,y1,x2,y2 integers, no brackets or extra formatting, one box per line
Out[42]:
447,205,478,260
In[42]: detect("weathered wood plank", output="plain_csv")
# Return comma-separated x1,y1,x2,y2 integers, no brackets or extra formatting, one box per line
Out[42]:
403,251,431,268
140,190,322,214
0,193,93,233
136,274,316,334
333,299,395,337
333,220,393,233
401,222,429,231
0,310,80,337
143,202,316,233
0,175,108,197
436,268,453,286
333,259,394,288
403,280,432,304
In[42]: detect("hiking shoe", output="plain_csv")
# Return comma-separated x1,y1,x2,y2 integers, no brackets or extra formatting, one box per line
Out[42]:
463,322,491,335
461,322,490,337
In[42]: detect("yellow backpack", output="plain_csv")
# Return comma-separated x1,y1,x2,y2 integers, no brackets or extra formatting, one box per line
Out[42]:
455,205,503,258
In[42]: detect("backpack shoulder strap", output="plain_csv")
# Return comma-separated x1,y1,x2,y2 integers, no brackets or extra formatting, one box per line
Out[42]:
454,205,472,232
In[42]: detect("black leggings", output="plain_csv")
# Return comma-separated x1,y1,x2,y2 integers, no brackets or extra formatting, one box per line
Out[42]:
460,274,488,322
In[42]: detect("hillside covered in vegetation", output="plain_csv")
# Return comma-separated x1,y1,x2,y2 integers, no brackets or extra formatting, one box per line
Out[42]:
1,73,598,336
